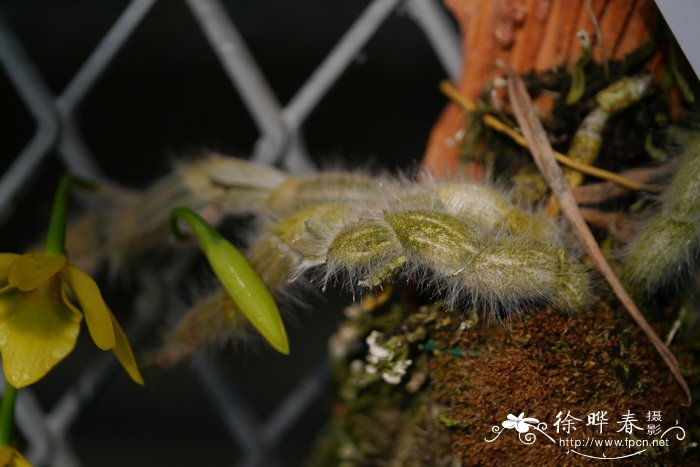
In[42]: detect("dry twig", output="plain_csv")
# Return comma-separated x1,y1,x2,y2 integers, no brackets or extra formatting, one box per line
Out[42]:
579,208,642,240
573,164,672,205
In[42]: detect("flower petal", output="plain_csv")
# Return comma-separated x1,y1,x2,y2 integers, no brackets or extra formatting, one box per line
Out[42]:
0,446,10,465
62,264,115,350
0,447,31,467
8,252,65,291
0,281,81,388
516,422,531,433
109,313,144,385
0,289,15,322
0,253,19,283
502,420,517,429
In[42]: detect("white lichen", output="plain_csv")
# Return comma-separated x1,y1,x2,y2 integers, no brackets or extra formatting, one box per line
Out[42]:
365,330,413,385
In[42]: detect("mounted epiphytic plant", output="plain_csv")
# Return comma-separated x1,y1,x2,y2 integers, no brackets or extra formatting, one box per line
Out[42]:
63,154,594,366
88,157,592,313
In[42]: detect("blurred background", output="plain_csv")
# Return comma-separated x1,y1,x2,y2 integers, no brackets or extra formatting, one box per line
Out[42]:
0,1,458,465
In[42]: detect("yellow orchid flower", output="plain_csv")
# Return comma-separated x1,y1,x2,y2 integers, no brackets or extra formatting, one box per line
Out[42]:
0,446,30,467
0,251,143,388
0,175,142,458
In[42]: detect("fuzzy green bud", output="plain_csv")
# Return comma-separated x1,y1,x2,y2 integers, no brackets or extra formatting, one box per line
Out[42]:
662,139,700,223
434,183,553,239
383,210,478,275
622,132,700,296
622,218,700,295
327,220,405,287
265,173,391,215
249,203,356,289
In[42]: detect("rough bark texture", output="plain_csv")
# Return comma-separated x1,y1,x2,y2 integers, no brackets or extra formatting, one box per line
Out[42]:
422,0,658,176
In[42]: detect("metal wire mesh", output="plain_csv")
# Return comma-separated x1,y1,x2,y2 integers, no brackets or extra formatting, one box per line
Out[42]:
0,1,461,465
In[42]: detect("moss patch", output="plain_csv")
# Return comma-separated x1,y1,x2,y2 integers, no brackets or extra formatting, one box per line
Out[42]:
430,303,696,465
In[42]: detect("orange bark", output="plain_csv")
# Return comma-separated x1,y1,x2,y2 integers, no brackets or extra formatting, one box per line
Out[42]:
422,0,658,177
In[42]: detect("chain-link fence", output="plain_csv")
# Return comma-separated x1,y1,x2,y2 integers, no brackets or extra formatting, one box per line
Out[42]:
0,1,461,465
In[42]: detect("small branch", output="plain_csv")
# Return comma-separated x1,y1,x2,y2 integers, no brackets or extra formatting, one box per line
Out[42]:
573,164,672,205
505,68,691,406
579,208,642,241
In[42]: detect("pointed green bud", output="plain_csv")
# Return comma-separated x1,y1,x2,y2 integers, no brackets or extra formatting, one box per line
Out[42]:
170,208,289,354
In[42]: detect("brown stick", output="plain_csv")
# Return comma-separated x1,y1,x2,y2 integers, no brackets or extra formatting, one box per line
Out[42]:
579,207,642,240
506,68,691,406
573,164,673,205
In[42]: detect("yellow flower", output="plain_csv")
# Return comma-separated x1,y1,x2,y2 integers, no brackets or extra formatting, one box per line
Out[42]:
0,251,143,388
0,446,30,467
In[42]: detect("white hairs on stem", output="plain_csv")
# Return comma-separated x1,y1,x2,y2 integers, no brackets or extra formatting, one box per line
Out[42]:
68,155,591,349
67,156,593,364
622,131,700,296
242,168,590,316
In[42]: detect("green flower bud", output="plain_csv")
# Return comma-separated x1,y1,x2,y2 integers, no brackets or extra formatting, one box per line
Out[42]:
170,208,289,354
